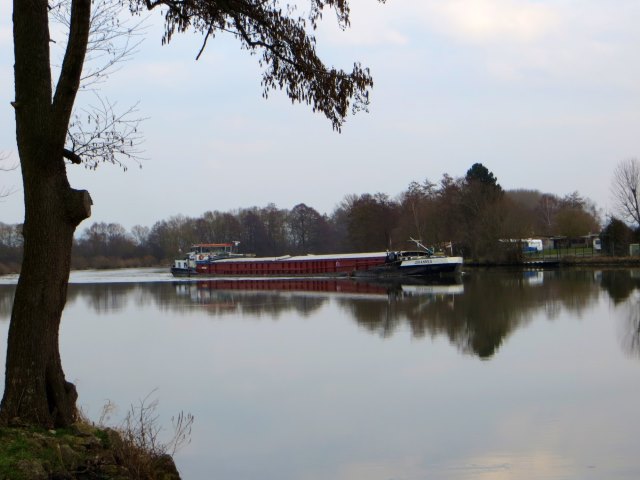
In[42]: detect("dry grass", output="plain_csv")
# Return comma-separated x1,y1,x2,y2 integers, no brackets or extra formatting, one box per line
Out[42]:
94,392,193,479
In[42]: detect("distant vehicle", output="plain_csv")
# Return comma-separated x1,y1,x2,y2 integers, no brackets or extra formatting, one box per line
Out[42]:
593,238,602,251
523,239,543,252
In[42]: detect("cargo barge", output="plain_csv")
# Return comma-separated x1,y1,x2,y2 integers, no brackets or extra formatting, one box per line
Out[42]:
171,241,463,278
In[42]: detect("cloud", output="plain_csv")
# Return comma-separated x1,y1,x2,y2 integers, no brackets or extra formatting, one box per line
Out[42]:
320,0,559,47
315,0,410,47
394,0,640,89
423,0,560,44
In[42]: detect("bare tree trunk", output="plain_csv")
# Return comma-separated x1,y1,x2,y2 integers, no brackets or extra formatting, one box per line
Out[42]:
1,0,91,428
1,171,91,426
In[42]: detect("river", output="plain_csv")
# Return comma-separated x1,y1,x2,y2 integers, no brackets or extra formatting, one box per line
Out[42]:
0,267,638,479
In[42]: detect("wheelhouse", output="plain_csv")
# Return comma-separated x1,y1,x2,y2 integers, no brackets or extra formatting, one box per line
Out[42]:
191,243,238,256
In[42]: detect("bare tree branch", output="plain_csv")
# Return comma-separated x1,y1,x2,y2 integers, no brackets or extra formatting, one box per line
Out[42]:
0,153,18,200
50,0,148,169
195,21,215,60
66,95,146,170
51,0,147,89
611,158,640,228
62,148,82,164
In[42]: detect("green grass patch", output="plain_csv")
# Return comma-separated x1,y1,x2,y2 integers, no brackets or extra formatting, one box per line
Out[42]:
0,428,61,479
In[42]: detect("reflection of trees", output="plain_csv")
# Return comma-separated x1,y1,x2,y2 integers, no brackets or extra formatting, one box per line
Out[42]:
548,270,603,317
179,289,327,319
2,281,331,322
600,269,640,304
168,282,337,318
619,299,640,358
0,286,16,321
342,270,601,359
67,283,133,313
600,269,640,357
65,281,332,319
0,270,623,359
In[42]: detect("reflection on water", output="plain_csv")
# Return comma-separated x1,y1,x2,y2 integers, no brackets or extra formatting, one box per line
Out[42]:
0,269,635,359
601,269,640,304
600,270,640,358
0,269,639,480
0,270,615,357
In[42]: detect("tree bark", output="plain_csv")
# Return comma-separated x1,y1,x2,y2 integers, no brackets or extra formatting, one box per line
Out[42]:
1,0,91,428
1,182,91,427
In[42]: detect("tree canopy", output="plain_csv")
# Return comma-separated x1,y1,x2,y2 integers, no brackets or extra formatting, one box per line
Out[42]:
0,163,605,275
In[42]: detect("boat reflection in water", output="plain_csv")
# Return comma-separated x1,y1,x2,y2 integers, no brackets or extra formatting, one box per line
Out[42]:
172,277,465,342
173,277,463,307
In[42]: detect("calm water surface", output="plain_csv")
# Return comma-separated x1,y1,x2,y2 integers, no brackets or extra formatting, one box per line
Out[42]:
0,268,639,480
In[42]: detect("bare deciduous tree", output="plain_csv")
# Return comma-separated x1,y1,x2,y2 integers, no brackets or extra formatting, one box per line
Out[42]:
611,158,640,228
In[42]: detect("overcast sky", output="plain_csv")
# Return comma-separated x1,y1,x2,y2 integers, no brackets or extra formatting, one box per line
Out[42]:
2,0,639,230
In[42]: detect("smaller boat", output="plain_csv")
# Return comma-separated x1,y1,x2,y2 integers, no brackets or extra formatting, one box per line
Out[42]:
353,239,462,278
171,240,463,278
171,242,251,277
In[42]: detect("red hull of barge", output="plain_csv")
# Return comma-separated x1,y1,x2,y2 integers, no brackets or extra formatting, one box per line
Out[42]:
194,255,387,276
194,278,390,294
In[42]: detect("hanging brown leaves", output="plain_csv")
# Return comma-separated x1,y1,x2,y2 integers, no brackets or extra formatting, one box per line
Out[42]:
130,0,385,131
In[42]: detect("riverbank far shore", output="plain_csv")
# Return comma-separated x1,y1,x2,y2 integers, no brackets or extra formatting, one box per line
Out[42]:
464,255,640,268
558,255,640,266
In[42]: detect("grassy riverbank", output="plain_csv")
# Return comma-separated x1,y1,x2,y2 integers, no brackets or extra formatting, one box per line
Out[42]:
557,255,640,266
0,258,168,276
464,255,640,268
0,422,181,480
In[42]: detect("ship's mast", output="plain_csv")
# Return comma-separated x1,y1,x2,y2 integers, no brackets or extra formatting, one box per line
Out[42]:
409,237,434,256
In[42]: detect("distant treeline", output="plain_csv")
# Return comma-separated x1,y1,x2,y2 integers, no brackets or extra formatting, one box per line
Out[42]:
0,163,630,274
